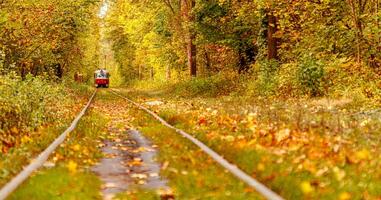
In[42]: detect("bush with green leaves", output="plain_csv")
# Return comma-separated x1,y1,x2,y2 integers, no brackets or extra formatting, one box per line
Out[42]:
173,74,237,97
248,59,280,97
0,73,69,150
297,56,325,97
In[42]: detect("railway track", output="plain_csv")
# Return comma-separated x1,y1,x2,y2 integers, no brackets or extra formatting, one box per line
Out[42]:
110,89,284,200
0,89,284,200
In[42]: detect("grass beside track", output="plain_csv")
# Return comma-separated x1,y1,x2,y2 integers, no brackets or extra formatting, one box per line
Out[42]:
8,167,101,200
116,88,381,200
112,90,263,200
7,93,108,200
0,84,94,187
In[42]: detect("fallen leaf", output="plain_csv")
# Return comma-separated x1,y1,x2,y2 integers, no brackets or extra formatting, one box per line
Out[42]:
339,192,351,200
300,181,314,194
66,160,77,174
355,149,370,160
275,128,291,142
333,167,346,181
131,173,148,179
72,144,80,151
103,182,117,188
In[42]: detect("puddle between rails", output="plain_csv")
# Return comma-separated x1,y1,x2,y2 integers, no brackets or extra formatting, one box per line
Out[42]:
92,129,171,200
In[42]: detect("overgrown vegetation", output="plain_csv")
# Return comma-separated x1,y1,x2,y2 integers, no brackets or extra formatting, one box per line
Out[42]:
8,108,108,200
0,74,65,151
0,81,95,185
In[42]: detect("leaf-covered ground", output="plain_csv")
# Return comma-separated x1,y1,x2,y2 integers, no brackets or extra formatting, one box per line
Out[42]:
5,89,265,200
97,90,262,199
116,88,381,200
4,86,381,200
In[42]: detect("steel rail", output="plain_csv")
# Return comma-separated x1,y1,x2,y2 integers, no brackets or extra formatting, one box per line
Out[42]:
0,90,97,200
111,89,284,200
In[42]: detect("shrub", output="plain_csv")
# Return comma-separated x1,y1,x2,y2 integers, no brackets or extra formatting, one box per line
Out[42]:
0,73,69,150
247,59,280,97
276,63,299,98
324,58,381,104
297,56,325,97
173,73,237,97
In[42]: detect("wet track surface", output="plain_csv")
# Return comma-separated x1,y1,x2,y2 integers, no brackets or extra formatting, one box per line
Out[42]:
91,92,170,200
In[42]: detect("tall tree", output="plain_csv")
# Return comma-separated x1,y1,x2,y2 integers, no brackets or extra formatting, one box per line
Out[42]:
266,11,278,60
181,0,197,76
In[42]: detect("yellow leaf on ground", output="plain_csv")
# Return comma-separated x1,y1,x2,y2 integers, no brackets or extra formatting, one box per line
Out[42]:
339,192,351,200
67,160,77,174
300,181,314,194
355,149,370,160
275,128,290,142
72,144,80,151
257,163,265,171
21,136,32,144
333,167,346,181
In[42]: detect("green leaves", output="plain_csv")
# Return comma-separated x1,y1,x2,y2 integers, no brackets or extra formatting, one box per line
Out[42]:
297,55,325,97
0,74,69,151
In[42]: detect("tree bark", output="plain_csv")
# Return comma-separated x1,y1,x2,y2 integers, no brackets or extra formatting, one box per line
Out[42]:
182,0,197,77
347,0,367,63
138,65,142,80
166,65,171,80
238,49,247,74
267,12,278,60
204,47,211,74
188,33,197,77
150,66,154,80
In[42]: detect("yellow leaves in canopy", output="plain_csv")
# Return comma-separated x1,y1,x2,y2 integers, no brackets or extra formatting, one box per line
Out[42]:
10,127,19,134
217,0,227,6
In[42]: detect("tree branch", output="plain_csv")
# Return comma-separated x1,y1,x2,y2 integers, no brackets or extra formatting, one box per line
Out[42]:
162,0,175,14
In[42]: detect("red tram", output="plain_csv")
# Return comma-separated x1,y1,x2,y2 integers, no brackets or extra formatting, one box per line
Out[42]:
94,69,110,88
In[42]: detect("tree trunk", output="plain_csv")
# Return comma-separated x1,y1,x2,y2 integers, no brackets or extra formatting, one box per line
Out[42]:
166,65,171,80
138,65,142,80
182,0,197,77
204,48,211,75
267,12,278,60
238,49,247,74
347,0,366,63
188,33,197,77
150,66,154,80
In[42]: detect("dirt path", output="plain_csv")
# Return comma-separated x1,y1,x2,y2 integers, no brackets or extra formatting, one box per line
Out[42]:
91,91,170,200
